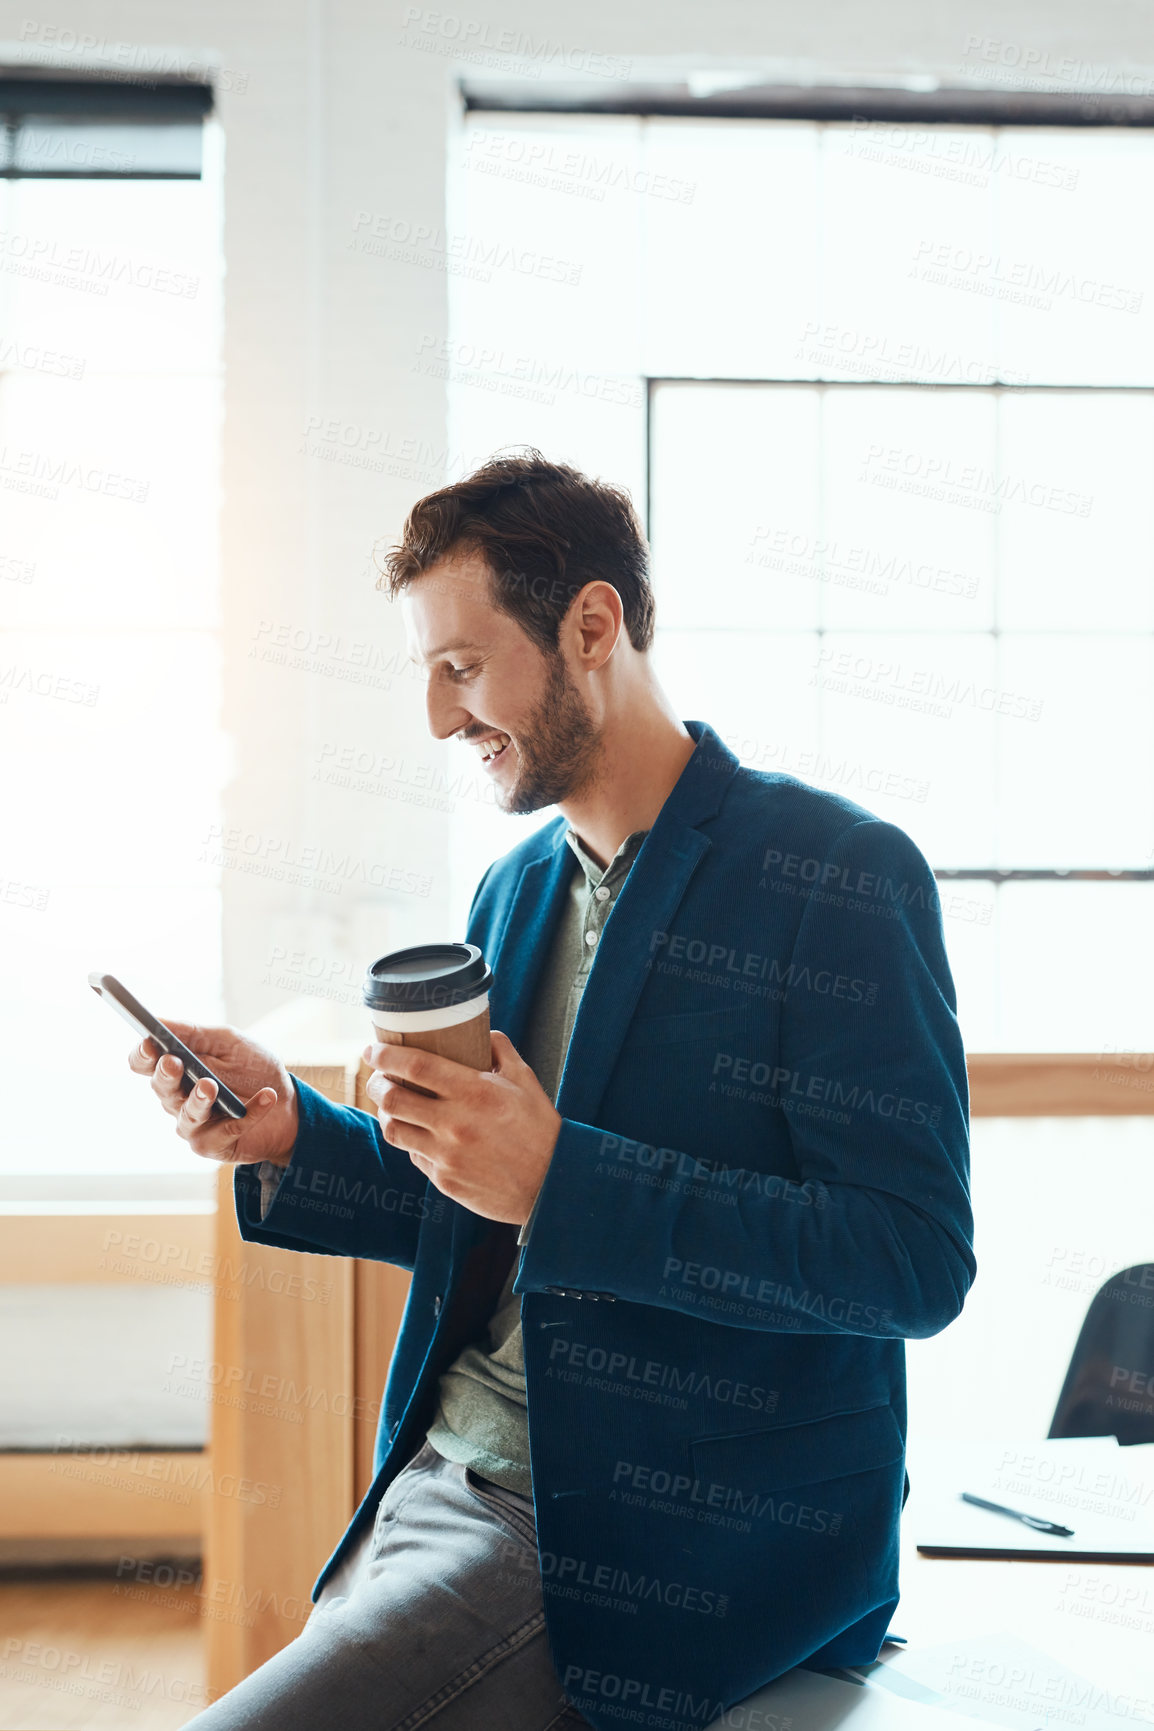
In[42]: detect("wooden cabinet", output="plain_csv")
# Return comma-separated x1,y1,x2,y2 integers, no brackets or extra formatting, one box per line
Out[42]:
204,1060,410,1699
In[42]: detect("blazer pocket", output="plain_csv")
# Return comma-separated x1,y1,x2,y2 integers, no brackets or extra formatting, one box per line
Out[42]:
687,1405,905,1624
689,1403,904,1493
626,1003,754,1050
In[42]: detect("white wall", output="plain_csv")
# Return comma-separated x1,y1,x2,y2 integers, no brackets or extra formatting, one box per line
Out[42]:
5,0,1151,1051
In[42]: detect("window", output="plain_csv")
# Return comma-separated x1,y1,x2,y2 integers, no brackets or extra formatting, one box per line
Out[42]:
448,110,1154,1050
0,85,225,1179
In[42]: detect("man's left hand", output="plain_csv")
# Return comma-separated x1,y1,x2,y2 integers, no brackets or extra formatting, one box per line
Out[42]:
363,1031,562,1224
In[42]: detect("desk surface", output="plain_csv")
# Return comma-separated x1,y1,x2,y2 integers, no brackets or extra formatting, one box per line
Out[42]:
892,1537,1154,1711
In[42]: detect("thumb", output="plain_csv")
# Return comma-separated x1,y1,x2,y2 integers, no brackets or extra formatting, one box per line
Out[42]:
244,1086,279,1114
214,1088,278,1164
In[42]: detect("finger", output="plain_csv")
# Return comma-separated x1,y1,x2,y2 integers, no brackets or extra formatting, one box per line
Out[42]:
183,1110,249,1162
362,1042,474,1096
128,1035,161,1076
489,1029,528,1073
407,1149,436,1183
187,1086,281,1162
181,1075,279,1131
378,1113,432,1156
151,1051,188,1112
366,1071,443,1129
175,1075,244,1147
180,1075,222,1131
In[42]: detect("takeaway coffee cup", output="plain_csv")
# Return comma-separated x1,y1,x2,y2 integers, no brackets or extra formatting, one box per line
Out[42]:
363,943,494,1091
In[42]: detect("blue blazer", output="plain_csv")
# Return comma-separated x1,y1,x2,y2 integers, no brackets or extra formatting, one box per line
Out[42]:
235,720,975,1729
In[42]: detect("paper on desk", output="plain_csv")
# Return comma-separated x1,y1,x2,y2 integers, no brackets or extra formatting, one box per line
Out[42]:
702,1662,1000,1729
906,1436,1154,1559
866,1632,1154,1730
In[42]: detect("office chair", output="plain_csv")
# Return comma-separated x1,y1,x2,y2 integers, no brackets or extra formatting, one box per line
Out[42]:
1048,1263,1154,1446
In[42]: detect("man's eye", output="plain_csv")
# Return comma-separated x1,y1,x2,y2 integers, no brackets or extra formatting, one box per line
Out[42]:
448,665,476,681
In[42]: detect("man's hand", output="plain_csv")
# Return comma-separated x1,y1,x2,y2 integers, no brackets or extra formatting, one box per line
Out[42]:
363,1031,561,1224
128,1022,299,1168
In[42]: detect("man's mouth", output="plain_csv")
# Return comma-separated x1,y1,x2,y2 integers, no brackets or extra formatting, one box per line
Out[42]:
474,730,512,768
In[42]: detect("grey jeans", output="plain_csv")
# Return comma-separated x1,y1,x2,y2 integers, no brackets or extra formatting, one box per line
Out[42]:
184,1439,591,1730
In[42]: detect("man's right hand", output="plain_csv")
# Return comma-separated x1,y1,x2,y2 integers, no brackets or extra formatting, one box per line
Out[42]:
128,1022,299,1168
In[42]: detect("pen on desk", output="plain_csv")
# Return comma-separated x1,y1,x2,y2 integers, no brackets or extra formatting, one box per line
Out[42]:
961,1492,1075,1538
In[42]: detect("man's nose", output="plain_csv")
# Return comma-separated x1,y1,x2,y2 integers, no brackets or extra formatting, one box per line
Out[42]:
425,679,471,743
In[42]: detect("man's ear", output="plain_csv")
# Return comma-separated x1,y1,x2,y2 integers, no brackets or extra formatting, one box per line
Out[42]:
573,580,624,669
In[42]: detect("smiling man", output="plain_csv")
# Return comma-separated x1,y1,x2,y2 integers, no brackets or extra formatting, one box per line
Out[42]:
136,450,975,1731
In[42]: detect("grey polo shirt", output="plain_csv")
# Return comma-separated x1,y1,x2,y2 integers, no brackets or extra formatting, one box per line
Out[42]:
423,823,648,1495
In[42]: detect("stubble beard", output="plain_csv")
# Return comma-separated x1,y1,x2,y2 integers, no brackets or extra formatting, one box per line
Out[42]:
500,650,603,816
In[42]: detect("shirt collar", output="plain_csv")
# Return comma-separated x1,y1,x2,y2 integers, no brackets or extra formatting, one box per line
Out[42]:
564,826,648,889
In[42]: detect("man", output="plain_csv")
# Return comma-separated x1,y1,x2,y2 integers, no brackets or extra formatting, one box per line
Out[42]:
133,451,975,1731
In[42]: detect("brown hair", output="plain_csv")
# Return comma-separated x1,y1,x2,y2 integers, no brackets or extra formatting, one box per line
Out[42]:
378,448,655,655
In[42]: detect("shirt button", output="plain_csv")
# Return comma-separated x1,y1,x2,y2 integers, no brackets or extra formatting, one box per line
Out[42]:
584,930,599,947
433,1295,442,1317
594,886,610,901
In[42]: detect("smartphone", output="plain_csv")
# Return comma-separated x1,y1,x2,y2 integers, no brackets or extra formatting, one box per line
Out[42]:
88,972,248,1120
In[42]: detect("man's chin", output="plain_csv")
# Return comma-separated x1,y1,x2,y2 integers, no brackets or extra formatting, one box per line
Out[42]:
499,781,550,817
499,763,564,817
494,730,603,816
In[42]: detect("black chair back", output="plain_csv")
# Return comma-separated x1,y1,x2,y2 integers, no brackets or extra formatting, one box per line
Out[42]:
1048,1264,1154,1446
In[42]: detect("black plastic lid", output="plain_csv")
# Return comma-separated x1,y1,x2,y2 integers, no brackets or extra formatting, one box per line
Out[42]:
363,943,493,1015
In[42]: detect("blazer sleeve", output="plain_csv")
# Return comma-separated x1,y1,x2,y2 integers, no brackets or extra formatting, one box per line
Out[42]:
515,817,976,1339
233,1077,439,1266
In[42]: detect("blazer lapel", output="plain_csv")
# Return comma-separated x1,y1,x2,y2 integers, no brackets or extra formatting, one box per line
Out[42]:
486,839,576,1052
552,822,709,1127
554,719,739,1127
